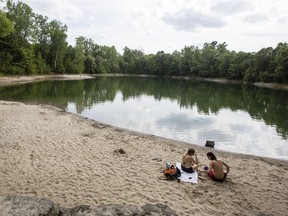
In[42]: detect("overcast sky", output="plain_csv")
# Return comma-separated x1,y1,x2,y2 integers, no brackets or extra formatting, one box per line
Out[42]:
4,0,288,54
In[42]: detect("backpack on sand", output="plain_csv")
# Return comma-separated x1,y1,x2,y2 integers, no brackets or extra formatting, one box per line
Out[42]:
163,165,181,181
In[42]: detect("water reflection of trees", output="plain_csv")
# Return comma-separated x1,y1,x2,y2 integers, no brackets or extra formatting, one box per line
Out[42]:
0,77,287,139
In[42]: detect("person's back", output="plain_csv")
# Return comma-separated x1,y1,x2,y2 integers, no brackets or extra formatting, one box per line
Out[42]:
182,155,194,169
206,152,229,182
181,148,199,173
210,160,226,180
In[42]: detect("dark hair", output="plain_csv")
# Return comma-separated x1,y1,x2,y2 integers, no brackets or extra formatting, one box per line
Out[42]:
187,148,195,156
207,152,217,160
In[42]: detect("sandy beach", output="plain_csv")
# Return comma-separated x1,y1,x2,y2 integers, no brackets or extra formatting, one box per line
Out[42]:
0,74,94,86
1,76,288,216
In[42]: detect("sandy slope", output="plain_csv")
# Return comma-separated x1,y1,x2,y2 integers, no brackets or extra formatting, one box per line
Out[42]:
0,75,94,86
0,100,288,216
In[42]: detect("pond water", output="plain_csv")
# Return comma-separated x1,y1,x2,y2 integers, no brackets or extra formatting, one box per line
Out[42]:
1,77,287,160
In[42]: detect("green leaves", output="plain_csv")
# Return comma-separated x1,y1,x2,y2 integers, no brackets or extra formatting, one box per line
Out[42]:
0,11,14,38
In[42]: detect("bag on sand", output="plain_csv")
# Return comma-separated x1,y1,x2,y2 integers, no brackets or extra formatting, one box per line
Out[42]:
163,164,181,181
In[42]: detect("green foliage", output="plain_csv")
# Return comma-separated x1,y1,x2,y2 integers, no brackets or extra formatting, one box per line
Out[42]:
152,51,173,76
64,45,84,74
228,51,249,80
72,36,121,74
0,11,14,37
179,46,194,75
47,20,68,73
274,43,288,83
34,51,51,74
121,47,145,74
84,55,96,73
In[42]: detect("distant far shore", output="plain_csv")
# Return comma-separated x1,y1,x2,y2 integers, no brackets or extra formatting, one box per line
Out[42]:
1,74,288,91
0,74,94,86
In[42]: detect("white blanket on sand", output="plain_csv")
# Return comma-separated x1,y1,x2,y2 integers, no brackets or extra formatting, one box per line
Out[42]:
176,162,198,184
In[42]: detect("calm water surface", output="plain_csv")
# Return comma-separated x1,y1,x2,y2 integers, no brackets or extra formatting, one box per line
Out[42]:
1,77,287,160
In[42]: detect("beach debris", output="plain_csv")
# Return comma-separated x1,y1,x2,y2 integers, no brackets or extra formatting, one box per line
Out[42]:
152,157,162,162
93,123,106,129
205,140,215,148
114,148,126,154
81,133,93,137
198,176,205,180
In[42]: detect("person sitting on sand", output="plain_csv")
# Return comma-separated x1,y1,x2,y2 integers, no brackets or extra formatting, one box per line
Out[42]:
181,148,199,173
206,152,230,182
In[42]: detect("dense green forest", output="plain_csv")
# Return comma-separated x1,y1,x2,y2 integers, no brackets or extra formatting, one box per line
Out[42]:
0,0,288,83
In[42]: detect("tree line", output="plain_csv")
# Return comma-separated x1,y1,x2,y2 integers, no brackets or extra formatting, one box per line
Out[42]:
0,0,287,83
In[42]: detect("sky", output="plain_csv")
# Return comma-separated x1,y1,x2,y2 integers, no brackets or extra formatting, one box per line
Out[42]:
2,0,288,54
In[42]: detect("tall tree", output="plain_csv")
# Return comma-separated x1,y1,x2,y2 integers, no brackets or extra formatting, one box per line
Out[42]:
180,46,194,76
199,41,219,77
5,0,35,43
274,43,288,83
228,51,249,80
121,47,144,74
101,45,120,73
255,47,274,82
3,0,36,74
33,14,51,73
47,20,68,73
216,42,229,77
0,10,14,73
